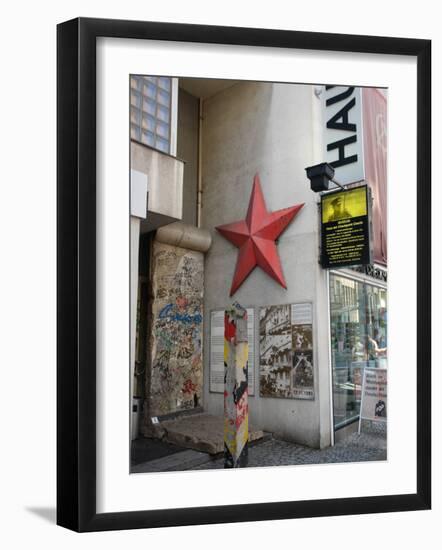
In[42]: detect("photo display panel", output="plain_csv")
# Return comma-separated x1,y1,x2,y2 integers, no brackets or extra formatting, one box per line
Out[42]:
259,303,314,400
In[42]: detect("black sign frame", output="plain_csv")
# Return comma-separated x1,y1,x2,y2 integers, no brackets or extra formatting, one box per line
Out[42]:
320,184,372,269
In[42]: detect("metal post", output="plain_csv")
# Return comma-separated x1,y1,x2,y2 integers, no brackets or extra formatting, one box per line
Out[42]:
224,302,249,468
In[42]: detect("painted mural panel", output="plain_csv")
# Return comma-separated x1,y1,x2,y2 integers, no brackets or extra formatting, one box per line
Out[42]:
149,241,204,416
259,303,314,399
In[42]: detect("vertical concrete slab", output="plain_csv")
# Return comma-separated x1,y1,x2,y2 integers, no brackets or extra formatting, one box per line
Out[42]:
147,241,204,417
177,88,199,226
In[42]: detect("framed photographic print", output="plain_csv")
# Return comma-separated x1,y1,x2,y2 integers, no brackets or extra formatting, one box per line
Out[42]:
57,17,431,532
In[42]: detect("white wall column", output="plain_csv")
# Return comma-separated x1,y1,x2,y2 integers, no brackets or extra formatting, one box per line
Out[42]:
130,169,148,409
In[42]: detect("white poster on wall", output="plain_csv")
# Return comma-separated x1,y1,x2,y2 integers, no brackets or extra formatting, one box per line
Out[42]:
321,85,365,185
210,308,255,395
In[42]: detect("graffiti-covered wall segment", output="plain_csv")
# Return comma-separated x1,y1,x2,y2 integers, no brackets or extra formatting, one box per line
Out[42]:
148,241,205,417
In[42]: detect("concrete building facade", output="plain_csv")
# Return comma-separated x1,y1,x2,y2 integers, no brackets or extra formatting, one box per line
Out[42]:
130,76,388,450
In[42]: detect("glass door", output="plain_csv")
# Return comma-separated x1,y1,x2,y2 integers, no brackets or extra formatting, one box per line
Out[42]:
330,275,367,428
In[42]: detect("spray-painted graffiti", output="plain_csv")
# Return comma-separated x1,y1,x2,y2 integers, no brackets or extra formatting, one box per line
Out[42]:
148,242,204,416
158,303,203,324
182,379,198,394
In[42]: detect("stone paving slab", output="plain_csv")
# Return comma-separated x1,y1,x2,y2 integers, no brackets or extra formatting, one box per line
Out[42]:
131,449,210,473
160,413,264,454
131,437,184,465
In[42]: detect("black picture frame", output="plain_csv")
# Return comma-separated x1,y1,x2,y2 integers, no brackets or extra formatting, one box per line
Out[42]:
57,17,431,532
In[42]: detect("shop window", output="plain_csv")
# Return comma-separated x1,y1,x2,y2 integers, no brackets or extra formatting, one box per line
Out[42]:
330,274,387,430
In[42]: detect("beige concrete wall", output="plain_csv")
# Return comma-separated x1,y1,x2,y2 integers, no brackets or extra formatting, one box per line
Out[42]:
177,89,199,226
131,140,184,230
200,81,332,448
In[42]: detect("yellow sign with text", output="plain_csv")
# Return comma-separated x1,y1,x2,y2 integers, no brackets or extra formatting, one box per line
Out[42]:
320,185,371,269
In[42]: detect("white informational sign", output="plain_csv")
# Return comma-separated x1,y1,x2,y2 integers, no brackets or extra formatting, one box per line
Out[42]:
130,169,148,219
359,368,387,432
322,86,365,185
291,302,313,325
210,308,255,395
246,309,255,395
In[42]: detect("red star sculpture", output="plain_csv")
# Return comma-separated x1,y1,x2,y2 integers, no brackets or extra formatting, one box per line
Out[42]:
216,174,304,296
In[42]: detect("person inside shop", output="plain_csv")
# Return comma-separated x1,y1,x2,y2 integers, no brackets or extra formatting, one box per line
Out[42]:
366,328,387,359
352,338,365,360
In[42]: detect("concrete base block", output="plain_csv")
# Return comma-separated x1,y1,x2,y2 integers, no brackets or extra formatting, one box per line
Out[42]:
141,423,166,440
160,413,264,455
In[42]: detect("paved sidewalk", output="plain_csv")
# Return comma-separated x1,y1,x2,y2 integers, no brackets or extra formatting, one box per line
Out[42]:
132,449,210,473
132,423,386,473
194,428,386,470
131,437,186,466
